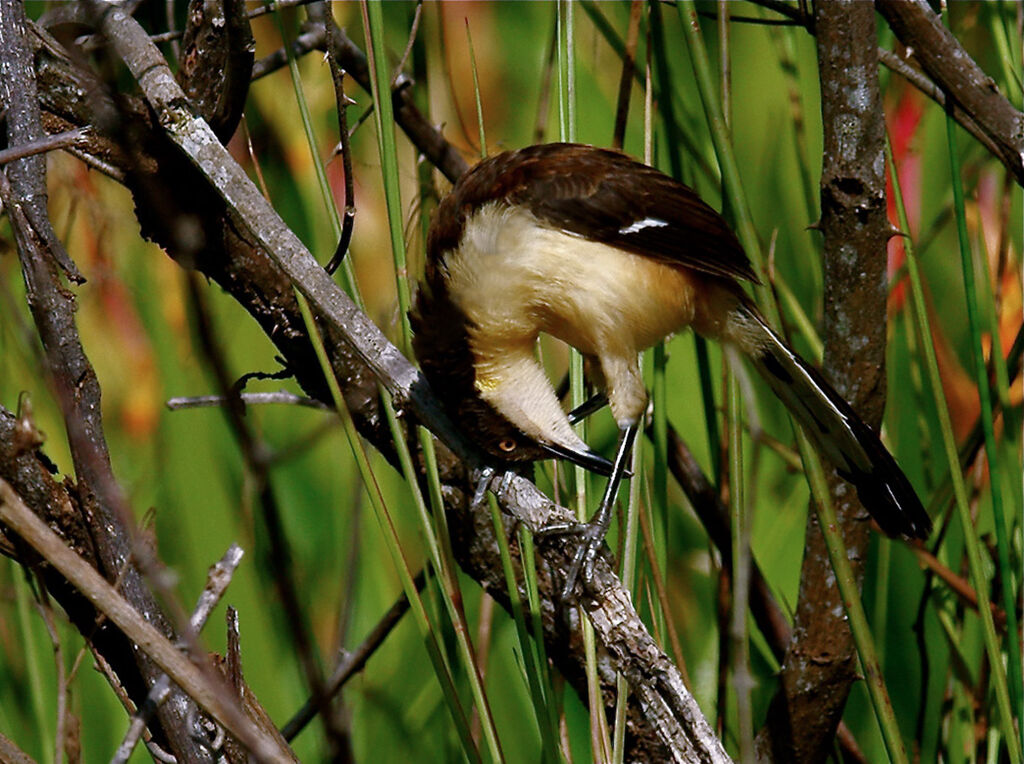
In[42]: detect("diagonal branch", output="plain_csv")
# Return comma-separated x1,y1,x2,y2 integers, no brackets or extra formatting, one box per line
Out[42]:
876,0,1024,186
746,0,1024,186
0,480,292,763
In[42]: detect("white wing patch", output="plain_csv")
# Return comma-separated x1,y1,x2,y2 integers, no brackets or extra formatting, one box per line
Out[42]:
619,216,670,235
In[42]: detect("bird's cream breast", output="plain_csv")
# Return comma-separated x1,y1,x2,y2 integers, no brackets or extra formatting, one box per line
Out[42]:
442,203,701,356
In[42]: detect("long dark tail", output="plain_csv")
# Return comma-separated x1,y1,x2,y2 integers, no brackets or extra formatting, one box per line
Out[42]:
736,303,932,540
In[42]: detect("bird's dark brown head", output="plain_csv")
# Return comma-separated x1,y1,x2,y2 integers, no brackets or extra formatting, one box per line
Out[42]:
413,147,575,469
410,278,552,467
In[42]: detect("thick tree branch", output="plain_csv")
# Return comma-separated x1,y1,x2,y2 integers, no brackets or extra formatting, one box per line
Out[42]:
747,0,1024,186
759,2,894,761
876,0,1024,186
876,47,1007,166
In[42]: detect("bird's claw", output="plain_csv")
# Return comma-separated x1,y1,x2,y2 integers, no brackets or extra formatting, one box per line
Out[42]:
537,520,608,600
560,523,607,600
471,466,496,509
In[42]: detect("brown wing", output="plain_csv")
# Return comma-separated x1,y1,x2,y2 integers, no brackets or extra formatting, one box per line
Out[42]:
429,143,758,284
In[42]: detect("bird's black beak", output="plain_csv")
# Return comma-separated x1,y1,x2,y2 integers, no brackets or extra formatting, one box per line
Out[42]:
539,441,615,477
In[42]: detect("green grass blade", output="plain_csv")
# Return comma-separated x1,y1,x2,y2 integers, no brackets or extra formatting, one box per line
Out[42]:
487,495,562,763
943,112,1022,755
13,562,51,762
650,344,669,601
294,288,481,763
362,5,506,760
728,367,754,764
888,132,1020,764
361,0,414,355
974,224,1018,444
612,428,643,763
647,1,721,483
562,0,576,143
465,20,487,158
556,1,608,759
520,527,564,763
990,2,1023,107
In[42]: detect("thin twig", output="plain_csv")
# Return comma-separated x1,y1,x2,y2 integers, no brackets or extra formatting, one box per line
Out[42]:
251,26,325,80
392,1,423,85
0,3,83,283
281,569,427,741
0,733,34,764
663,423,791,659
323,7,357,275
747,0,1024,185
150,0,323,44
697,11,803,26
877,0,1024,185
636,496,688,679
112,545,245,764
878,47,1004,164
183,271,337,747
0,127,91,166
913,544,1007,628
742,0,808,25
31,581,68,764
611,0,642,150
166,391,330,411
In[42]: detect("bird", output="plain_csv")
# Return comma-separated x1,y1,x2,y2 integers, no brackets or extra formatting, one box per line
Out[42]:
411,142,931,595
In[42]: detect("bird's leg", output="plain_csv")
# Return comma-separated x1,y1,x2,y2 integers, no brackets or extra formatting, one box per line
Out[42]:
559,421,638,599
566,393,609,426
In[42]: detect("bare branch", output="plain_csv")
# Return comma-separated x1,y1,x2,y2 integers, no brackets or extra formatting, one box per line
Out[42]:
877,0,1024,186
166,392,330,411
282,570,427,741
0,2,83,283
759,2,892,759
745,0,1024,185
663,425,791,660
0,480,293,763
0,2,207,756
0,732,35,764
877,47,1006,164
0,127,91,166
183,269,338,748
250,25,324,80
314,2,357,275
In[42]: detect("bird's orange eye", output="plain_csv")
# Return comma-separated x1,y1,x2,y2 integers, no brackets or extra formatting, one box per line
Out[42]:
498,438,516,453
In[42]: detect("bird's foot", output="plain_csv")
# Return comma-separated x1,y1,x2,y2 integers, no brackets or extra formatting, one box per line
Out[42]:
537,518,612,600
538,422,639,600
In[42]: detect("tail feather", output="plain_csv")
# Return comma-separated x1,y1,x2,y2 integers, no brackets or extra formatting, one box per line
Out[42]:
739,306,932,540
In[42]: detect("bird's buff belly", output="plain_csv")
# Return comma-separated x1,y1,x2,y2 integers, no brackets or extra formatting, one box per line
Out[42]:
445,205,702,354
